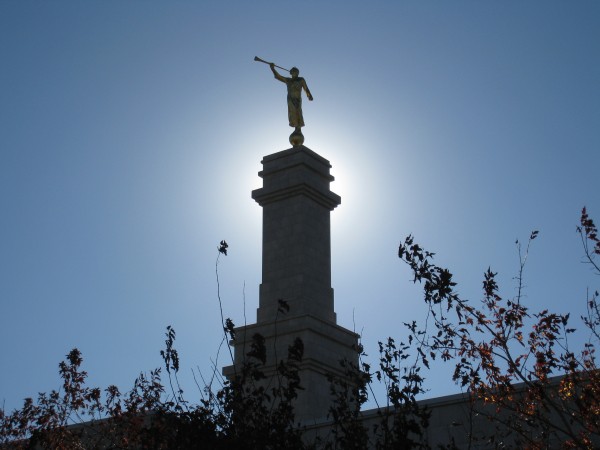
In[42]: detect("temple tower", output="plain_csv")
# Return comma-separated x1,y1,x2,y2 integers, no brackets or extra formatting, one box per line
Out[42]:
223,145,359,423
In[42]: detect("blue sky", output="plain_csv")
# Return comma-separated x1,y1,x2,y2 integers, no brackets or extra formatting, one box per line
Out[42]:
1,1,599,413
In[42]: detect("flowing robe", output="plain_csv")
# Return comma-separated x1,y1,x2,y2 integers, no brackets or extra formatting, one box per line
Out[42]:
286,78,305,128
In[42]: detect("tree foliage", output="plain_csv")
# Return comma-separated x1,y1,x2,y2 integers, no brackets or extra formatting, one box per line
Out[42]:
396,207,600,448
0,330,306,449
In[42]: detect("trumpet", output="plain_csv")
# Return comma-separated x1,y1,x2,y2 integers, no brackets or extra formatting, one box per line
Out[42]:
254,56,290,73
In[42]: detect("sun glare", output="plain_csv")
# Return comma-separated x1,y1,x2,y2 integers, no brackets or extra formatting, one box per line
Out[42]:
308,127,382,243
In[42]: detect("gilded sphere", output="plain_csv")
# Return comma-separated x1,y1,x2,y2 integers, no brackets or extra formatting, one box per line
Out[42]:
289,129,304,147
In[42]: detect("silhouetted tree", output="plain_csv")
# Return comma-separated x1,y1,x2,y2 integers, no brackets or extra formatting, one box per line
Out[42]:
397,207,600,448
0,328,307,449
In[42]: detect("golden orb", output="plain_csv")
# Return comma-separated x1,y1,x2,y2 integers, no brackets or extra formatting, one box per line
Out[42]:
289,129,304,147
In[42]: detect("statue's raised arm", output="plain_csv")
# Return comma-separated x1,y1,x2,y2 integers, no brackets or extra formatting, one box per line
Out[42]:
270,63,287,83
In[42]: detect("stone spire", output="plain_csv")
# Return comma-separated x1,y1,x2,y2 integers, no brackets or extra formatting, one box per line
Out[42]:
251,146,340,323
224,145,358,423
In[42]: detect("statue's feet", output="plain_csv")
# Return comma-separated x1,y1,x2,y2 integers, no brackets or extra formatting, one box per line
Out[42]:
289,128,304,147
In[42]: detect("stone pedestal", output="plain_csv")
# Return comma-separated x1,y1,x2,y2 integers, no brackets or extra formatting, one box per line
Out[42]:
223,145,359,423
